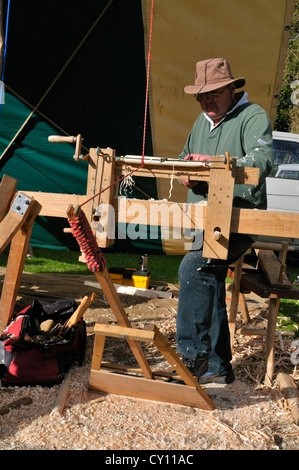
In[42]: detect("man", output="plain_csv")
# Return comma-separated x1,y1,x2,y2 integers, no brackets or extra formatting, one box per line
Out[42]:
176,58,273,384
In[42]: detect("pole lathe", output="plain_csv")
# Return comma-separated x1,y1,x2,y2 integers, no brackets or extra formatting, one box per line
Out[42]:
21,136,299,261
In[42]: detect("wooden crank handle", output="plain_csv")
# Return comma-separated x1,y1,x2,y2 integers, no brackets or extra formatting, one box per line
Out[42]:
48,135,76,143
48,134,83,161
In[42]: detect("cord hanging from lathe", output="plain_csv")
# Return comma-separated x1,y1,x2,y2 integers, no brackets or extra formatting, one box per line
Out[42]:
68,2,155,263
67,208,106,273
80,0,154,209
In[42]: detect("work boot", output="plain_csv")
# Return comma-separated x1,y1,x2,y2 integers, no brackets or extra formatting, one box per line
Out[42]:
193,355,209,379
182,355,209,380
197,370,235,385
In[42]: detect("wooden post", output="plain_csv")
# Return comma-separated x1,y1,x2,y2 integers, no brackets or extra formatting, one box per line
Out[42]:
0,197,41,334
277,372,299,425
264,296,280,385
94,268,153,379
203,154,236,259
228,255,245,347
86,148,116,247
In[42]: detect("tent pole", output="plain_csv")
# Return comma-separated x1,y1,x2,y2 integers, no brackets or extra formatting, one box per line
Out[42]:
0,0,4,80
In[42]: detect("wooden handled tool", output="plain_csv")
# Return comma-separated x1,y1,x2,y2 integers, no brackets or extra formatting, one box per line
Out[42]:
48,134,83,161
64,292,98,328
48,135,76,143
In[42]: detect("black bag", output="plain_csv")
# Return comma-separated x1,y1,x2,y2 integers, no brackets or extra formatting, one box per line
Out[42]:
0,298,86,386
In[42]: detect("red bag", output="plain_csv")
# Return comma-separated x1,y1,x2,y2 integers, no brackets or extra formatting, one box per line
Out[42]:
0,299,86,386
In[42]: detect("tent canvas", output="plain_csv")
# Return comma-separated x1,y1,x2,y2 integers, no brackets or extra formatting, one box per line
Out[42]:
0,0,295,253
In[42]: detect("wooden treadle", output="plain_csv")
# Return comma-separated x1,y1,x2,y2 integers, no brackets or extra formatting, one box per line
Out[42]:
89,322,215,410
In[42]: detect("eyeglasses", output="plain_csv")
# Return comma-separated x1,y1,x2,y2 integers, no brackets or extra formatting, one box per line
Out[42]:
194,86,229,102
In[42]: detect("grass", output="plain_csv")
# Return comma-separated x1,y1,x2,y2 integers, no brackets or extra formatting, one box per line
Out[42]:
1,246,298,336
0,246,183,285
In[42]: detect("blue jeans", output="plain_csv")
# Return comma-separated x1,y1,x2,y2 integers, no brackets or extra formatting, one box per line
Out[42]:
176,233,253,375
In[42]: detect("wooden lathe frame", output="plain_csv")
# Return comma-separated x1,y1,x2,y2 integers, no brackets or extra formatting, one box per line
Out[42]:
25,145,299,259
19,141,299,406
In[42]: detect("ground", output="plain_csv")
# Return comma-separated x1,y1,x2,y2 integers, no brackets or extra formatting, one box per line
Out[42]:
0,268,298,450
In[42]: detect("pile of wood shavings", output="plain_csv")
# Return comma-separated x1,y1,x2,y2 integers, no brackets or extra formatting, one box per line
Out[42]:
0,371,298,450
1,321,299,451
232,319,297,386
1,286,299,451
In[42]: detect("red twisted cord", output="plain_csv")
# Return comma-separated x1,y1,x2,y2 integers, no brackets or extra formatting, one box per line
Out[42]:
68,210,106,272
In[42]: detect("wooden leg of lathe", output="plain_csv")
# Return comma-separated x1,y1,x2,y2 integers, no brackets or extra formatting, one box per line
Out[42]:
94,268,153,379
0,200,41,335
228,255,244,349
264,297,280,385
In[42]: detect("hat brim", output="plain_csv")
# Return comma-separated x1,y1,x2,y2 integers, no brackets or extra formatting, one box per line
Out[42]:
184,77,246,95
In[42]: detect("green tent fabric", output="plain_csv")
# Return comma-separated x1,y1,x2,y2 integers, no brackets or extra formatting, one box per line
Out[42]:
0,90,162,252
0,91,88,249
0,0,163,253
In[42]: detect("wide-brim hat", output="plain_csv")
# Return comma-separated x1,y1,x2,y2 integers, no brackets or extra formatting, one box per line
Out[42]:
184,58,246,94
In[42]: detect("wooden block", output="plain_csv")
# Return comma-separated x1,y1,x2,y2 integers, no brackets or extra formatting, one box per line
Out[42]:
114,158,259,185
203,155,236,259
86,148,116,248
94,268,153,379
148,324,201,388
89,369,215,410
0,174,18,222
94,323,156,343
257,249,291,288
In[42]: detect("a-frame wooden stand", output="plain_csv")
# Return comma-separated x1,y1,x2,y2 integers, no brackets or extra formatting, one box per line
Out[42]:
90,270,214,410
0,175,42,335
67,204,214,411
90,322,215,410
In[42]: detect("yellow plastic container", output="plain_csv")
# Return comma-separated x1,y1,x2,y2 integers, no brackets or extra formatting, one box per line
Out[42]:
108,266,151,289
132,271,151,289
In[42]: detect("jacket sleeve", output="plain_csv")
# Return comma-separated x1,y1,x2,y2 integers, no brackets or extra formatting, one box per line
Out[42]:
237,109,274,183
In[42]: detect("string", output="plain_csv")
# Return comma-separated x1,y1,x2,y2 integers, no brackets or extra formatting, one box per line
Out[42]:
141,0,154,164
80,0,154,208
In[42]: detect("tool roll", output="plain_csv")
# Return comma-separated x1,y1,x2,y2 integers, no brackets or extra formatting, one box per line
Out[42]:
0,298,86,386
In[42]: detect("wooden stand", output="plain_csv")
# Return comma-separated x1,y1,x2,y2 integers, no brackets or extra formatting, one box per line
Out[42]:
89,316,215,410
228,242,299,384
0,175,41,335
67,204,214,410
91,251,215,409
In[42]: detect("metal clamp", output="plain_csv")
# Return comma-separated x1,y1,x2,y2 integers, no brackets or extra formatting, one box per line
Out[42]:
11,193,32,216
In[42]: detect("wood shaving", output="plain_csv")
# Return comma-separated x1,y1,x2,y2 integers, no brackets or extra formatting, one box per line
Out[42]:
0,272,298,450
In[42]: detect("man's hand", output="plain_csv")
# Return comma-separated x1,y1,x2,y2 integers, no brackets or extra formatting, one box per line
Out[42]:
180,154,211,187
